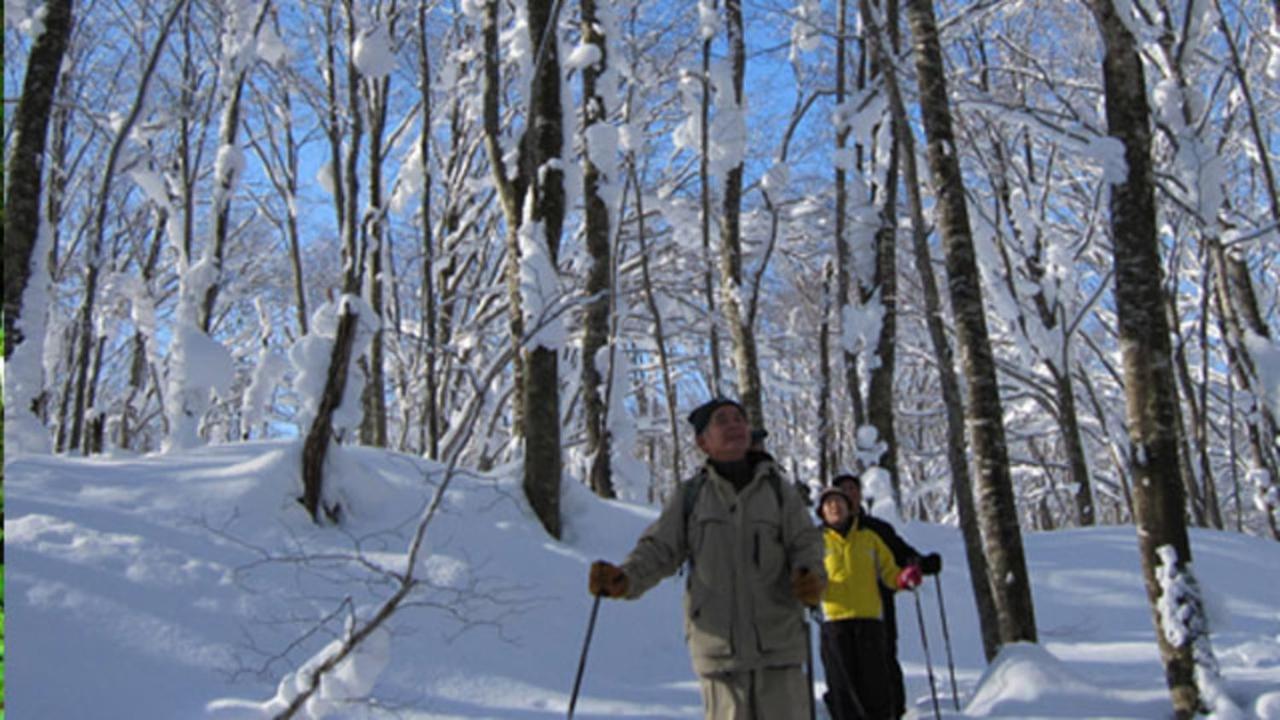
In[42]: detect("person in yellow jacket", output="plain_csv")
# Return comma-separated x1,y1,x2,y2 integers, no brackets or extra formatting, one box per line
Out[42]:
816,487,922,719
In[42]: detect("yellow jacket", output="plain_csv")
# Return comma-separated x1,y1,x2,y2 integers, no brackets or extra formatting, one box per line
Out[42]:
820,518,902,621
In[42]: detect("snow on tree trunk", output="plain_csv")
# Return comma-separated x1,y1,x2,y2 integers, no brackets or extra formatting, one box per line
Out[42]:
1154,546,1240,717
580,0,620,499
242,298,288,440
4,219,55,455
519,0,567,529
163,256,235,453
717,0,765,428
856,0,901,507
482,0,566,538
4,0,73,364
1088,0,1208,713
298,295,375,523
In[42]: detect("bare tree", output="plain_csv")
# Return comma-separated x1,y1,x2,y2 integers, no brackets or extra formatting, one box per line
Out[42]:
699,0,724,395
416,0,439,459
4,0,74,360
857,0,902,504
1210,0,1280,539
69,0,188,455
358,9,395,449
245,44,310,338
1087,0,1213,713
903,0,1037,648
581,0,617,498
716,0,765,426
481,0,566,538
302,0,369,523
864,0,1001,661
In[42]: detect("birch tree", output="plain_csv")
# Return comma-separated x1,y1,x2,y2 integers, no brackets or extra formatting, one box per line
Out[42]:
903,0,1038,648
1087,0,1217,713
863,0,1001,660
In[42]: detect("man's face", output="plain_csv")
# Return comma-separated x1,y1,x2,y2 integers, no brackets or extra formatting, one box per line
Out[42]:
837,478,862,512
696,404,749,462
820,494,850,525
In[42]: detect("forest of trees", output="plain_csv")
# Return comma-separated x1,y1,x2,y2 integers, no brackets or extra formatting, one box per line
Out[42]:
5,0,1279,714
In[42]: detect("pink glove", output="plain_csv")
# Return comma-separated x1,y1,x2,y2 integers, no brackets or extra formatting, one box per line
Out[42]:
896,564,923,590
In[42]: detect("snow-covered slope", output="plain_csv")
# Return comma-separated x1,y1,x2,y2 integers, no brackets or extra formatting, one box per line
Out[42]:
6,442,1280,718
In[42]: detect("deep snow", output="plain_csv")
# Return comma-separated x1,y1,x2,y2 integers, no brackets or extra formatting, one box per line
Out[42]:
6,441,1280,718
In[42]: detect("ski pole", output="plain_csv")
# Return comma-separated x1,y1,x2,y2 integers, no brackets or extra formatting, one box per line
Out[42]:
934,575,960,711
567,593,603,719
912,588,941,720
806,608,817,720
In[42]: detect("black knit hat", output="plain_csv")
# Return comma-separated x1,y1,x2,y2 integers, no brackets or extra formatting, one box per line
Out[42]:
687,397,745,435
832,472,860,488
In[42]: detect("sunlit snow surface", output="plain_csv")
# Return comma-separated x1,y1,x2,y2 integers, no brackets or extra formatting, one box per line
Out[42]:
7,441,1280,718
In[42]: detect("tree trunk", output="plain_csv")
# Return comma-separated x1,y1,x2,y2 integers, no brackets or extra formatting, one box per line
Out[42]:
300,0,366,522
819,262,835,488
417,0,439,460
1089,0,1207,713
302,305,361,523
1209,239,1280,540
581,0,615,498
904,0,1037,649
867,0,1001,661
718,0,763,427
630,159,682,490
201,1,272,333
1166,295,1209,528
1050,363,1096,526
842,0,866,432
1212,0,1280,541
482,0,564,537
4,0,73,359
861,0,901,504
482,0,527,439
520,0,566,538
978,50,1096,528
360,63,391,449
831,0,851,471
700,2,723,395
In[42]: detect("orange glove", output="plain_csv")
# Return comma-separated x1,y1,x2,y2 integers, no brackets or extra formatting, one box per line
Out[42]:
588,560,629,598
791,568,826,607
896,564,923,590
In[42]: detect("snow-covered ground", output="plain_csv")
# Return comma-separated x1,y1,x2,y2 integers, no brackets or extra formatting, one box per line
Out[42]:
6,441,1280,718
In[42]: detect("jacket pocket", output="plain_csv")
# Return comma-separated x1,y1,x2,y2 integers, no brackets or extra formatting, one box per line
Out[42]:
685,577,734,658
690,506,731,586
755,600,802,654
749,517,785,580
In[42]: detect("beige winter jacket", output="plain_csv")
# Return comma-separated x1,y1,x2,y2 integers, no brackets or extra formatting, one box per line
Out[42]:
620,457,825,675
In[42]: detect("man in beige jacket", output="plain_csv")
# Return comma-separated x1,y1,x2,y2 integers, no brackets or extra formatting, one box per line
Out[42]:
589,398,826,719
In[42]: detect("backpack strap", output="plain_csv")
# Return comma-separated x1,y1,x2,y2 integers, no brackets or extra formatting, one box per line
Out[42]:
679,470,707,576
681,470,707,529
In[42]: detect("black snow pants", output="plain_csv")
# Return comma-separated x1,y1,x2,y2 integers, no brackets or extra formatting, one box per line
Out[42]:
819,618,893,720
